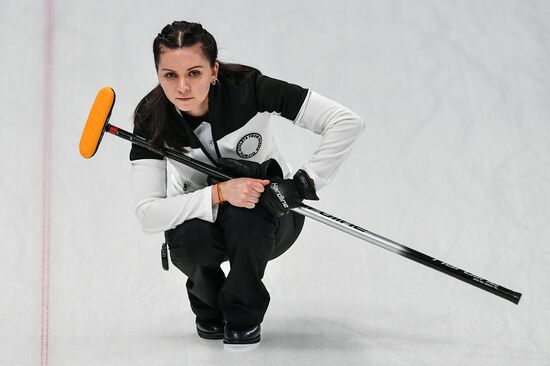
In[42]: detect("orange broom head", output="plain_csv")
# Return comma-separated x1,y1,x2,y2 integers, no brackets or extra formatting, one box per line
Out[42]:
79,86,116,158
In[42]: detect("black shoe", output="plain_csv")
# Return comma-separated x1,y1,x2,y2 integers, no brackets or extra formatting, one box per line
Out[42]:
223,323,261,348
196,317,225,340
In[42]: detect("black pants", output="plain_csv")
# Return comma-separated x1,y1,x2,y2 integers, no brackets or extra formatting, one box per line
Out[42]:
165,203,304,325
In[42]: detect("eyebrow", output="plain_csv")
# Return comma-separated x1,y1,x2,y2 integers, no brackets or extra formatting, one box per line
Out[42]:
160,65,204,72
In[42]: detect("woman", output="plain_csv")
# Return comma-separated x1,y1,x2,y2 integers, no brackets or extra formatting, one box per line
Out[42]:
130,21,364,348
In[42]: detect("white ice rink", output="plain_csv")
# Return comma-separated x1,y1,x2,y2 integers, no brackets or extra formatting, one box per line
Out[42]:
2,1,550,365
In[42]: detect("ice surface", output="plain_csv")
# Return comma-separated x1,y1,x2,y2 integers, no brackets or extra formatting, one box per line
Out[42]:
2,1,549,365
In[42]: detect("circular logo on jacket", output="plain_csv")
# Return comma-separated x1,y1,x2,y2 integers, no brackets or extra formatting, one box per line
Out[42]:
236,133,262,158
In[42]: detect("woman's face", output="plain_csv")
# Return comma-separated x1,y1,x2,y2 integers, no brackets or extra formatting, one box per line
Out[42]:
157,45,218,117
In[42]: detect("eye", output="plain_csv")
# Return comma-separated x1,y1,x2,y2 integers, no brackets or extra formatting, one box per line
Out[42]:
164,72,176,79
189,70,201,77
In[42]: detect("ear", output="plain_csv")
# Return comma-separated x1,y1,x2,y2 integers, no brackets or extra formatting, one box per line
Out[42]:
212,61,219,80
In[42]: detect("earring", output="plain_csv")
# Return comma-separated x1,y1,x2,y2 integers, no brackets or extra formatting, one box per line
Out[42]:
211,78,219,86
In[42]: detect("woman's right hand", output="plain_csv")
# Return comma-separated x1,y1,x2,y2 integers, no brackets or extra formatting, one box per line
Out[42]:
214,178,270,209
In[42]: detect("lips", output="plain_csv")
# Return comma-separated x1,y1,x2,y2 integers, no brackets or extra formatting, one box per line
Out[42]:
177,97,193,101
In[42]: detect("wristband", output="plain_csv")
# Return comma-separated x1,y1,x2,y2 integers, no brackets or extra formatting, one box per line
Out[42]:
216,183,225,204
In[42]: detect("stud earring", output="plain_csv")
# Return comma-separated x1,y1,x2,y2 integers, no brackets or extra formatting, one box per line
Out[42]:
211,78,219,86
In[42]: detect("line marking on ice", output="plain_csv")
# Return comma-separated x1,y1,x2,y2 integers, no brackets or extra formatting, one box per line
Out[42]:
41,0,54,365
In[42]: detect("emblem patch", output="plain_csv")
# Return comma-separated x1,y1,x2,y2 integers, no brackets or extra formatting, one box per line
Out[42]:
236,133,262,158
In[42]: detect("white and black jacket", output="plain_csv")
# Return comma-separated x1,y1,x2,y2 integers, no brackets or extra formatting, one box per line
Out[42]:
130,69,365,233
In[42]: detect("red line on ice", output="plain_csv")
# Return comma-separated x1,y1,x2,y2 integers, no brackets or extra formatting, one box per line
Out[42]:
41,0,54,365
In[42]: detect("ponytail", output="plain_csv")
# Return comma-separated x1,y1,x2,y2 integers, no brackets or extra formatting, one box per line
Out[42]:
133,85,170,149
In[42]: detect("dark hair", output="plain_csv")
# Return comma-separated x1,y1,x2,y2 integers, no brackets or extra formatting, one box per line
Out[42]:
134,21,258,149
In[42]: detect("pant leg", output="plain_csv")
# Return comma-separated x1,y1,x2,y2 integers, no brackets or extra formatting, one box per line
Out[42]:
270,209,305,260
216,204,304,325
165,219,227,320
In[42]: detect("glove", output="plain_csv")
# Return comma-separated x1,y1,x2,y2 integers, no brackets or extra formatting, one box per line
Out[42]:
216,157,283,180
261,169,319,217
292,168,320,201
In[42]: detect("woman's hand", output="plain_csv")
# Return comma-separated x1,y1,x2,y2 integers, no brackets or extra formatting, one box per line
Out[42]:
213,178,270,208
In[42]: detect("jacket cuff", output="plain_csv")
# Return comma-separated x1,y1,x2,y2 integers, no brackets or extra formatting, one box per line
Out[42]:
199,185,219,223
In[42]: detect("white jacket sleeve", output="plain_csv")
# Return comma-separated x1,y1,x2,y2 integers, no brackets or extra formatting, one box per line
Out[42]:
131,159,218,234
294,90,365,190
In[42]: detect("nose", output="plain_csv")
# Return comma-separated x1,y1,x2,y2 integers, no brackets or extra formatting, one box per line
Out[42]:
177,78,190,93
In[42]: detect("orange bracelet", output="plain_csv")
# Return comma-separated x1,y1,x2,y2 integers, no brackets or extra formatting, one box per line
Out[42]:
216,183,224,204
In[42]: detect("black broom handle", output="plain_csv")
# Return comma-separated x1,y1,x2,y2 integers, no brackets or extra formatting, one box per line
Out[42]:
107,123,522,305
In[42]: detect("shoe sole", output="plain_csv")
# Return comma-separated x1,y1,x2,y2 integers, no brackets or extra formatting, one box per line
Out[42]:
223,337,261,352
